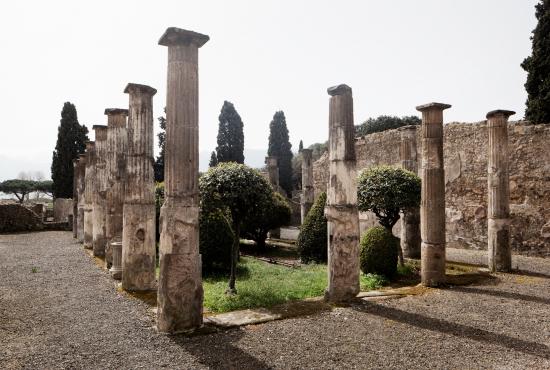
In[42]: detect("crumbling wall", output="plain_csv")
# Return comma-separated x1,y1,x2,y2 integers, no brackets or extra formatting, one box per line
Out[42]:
0,204,44,233
53,198,73,222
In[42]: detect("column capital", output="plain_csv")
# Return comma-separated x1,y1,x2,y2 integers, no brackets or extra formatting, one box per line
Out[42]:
92,125,108,140
158,27,209,47
416,102,451,112
104,108,129,116
265,156,278,166
327,84,352,96
124,83,157,96
486,110,515,119
301,148,313,157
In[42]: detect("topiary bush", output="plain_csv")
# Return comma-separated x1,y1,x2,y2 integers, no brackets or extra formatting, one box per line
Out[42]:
199,208,234,273
360,226,398,278
297,192,327,263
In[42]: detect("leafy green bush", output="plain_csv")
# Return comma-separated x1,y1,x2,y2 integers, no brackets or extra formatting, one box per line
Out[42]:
200,209,234,273
360,226,398,278
355,115,420,137
154,182,164,241
297,192,327,263
241,192,291,249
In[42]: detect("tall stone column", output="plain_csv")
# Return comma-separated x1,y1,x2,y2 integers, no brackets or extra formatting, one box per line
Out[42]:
76,154,87,243
92,125,108,257
72,159,79,238
324,84,360,303
416,102,451,287
83,141,95,249
265,156,279,191
122,84,156,291
105,108,128,268
487,109,514,272
157,27,209,333
398,125,421,258
300,149,314,223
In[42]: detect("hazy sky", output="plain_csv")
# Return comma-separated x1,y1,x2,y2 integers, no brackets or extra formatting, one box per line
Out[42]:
0,0,538,180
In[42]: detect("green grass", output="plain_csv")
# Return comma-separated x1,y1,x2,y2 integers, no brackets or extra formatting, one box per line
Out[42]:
202,257,390,313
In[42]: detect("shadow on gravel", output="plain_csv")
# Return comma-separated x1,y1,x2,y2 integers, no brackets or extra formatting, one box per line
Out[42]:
170,329,272,370
450,286,550,305
510,270,550,280
352,302,550,360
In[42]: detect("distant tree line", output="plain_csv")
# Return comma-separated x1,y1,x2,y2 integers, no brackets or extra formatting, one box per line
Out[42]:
355,115,421,137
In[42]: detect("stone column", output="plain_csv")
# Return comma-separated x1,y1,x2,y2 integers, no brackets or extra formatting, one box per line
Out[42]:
76,154,87,242
122,84,156,291
265,156,279,191
416,102,451,287
157,27,209,333
105,108,128,268
487,109,515,272
324,84,360,303
72,159,79,238
110,241,123,280
83,141,95,249
398,125,421,259
300,149,314,223
92,125,108,257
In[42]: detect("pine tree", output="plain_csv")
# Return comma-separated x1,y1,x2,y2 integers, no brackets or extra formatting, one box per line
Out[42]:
209,151,218,167
299,140,304,152
51,102,88,198
268,111,293,195
154,113,166,182
215,101,244,164
522,0,550,124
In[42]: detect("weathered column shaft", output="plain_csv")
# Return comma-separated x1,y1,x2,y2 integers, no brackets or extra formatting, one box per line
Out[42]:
76,154,87,242
300,149,314,223
72,159,79,238
105,109,128,268
122,85,156,291
265,156,279,190
416,102,451,287
83,141,95,249
92,125,108,257
324,84,360,303
399,125,421,259
487,110,514,272
157,28,209,333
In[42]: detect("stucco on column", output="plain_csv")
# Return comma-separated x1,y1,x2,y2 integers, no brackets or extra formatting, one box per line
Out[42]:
416,102,451,287
157,27,209,333
122,84,156,291
83,141,95,249
92,125,108,257
301,149,314,223
324,84,360,303
105,108,128,268
398,125,421,258
265,156,279,191
487,109,515,272
76,154,87,242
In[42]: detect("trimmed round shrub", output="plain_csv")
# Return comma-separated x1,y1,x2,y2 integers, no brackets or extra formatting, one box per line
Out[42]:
360,226,398,278
199,209,234,273
297,192,327,263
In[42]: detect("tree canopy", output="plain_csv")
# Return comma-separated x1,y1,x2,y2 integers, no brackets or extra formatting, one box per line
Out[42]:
0,179,52,203
154,112,166,182
216,101,245,164
267,111,293,195
355,115,421,137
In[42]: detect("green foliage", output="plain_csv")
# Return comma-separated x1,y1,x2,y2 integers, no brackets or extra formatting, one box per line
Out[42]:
297,192,327,263
298,140,303,152
360,226,398,278
0,179,52,203
268,111,293,195
522,0,550,124
154,113,166,182
241,192,292,249
200,209,234,273
308,142,328,161
51,102,89,198
355,115,421,137
154,182,165,241
209,151,218,167
357,165,421,230
291,152,302,190
216,101,245,164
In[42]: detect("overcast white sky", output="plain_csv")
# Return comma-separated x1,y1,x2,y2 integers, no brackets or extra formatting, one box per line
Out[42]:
0,0,538,180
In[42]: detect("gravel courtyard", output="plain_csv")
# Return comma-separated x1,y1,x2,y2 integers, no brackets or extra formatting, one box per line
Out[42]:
1,231,549,369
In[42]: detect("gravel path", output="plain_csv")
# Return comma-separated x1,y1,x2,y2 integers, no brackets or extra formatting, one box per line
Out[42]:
1,231,549,369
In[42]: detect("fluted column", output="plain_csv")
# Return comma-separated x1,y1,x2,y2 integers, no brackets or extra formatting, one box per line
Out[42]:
105,108,128,268
324,84,360,303
83,141,95,249
76,154,87,242
487,109,514,272
157,27,209,333
300,149,314,222
398,125,421,258
92,125,108,257
416,102,451,287
122,84,156,291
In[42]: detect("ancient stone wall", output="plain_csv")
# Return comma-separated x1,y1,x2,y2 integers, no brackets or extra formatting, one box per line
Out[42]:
313,121,550,256
0,204,44,233
53,198,73,222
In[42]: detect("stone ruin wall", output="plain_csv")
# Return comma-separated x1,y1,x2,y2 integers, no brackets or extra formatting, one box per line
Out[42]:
313,121,550,257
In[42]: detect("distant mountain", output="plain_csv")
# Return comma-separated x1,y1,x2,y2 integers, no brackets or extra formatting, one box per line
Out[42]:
199,149,267,171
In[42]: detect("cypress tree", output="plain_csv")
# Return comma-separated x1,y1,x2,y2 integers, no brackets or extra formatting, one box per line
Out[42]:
154,114,166,182
215,101,245,164
209,151,218,167
267,111,293,195
51,102,88,198
522,0,550,124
